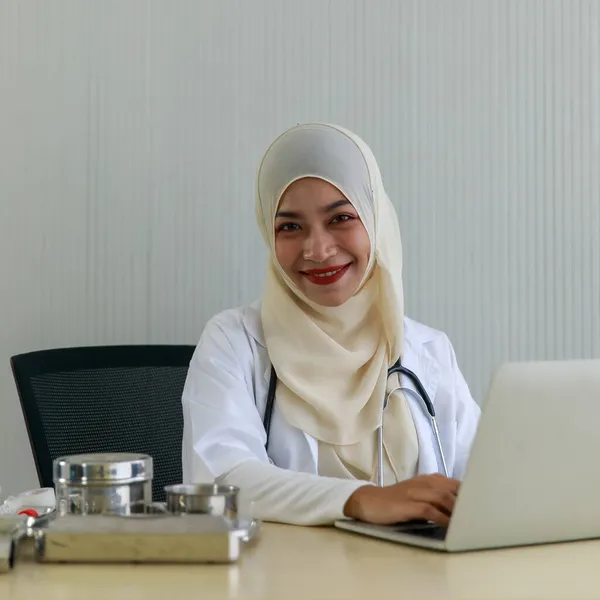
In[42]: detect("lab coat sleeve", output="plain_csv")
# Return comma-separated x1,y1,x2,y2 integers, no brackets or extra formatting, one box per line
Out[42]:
218,459,369,526
181,316,370,526
448,339,481,479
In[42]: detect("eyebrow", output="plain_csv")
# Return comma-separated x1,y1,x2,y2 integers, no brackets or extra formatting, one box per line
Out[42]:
275,199,351,219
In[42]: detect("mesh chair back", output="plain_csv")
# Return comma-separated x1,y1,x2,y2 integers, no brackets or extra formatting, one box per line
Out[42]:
11,345,195,502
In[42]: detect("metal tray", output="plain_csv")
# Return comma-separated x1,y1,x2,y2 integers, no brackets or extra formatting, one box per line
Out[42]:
227,518,261,543
149,502,261,543
35,513,241,564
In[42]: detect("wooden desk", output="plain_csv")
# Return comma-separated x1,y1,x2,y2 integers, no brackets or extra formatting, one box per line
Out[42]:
1,523,598,599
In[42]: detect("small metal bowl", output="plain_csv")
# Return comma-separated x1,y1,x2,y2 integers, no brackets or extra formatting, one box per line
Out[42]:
164,484,239,518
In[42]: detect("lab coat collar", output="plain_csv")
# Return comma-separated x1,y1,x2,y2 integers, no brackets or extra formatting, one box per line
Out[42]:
401,335,440,404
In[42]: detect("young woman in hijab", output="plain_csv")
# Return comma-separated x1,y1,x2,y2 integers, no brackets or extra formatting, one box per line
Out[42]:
181,123,480,526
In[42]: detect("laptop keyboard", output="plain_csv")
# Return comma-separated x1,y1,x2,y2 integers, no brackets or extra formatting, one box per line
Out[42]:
392,520,448,541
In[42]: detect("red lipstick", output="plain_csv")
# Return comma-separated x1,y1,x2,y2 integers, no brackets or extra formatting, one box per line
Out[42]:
300,263,352,286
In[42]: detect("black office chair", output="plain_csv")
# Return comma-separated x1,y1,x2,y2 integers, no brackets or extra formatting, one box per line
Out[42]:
10,345,195,503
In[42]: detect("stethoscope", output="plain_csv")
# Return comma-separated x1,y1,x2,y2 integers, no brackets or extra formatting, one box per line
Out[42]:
262,359,449,486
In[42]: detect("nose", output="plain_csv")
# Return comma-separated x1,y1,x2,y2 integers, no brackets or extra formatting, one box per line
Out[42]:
303,229,337,262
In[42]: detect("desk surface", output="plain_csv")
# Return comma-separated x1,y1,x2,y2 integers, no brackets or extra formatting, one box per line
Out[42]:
1,523,599,599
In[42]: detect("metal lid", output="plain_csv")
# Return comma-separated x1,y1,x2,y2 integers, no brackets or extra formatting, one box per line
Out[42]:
53,453,153,485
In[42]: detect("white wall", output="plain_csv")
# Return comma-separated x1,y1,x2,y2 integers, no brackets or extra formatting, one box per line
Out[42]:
1,0,599,495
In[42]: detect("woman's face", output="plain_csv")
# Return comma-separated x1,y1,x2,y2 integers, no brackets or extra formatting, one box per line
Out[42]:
274,177,371,307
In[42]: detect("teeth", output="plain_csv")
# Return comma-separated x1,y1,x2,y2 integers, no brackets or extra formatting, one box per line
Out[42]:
314,267,343,277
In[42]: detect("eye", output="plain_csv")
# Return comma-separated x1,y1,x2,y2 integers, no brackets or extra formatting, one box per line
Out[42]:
276,222,301,233
330,214,355,224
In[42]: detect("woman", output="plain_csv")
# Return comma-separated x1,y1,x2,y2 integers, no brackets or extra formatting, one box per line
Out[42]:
181,123,480,527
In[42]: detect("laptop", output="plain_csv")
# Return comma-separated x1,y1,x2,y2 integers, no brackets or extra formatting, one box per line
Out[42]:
335,359,600,552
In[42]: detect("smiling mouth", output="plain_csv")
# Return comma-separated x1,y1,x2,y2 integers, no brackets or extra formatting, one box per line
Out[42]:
300,263,352,285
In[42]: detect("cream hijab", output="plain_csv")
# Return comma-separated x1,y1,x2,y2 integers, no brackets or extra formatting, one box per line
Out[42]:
256,123,418,483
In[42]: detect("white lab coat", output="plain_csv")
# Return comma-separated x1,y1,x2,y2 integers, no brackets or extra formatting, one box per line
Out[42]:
181,301,481,525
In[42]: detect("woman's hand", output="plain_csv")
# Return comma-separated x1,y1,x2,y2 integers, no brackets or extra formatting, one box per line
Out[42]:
343,474,460,526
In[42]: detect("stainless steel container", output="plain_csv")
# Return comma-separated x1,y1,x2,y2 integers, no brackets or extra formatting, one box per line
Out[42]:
53,453,153,516
164,484,238,518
